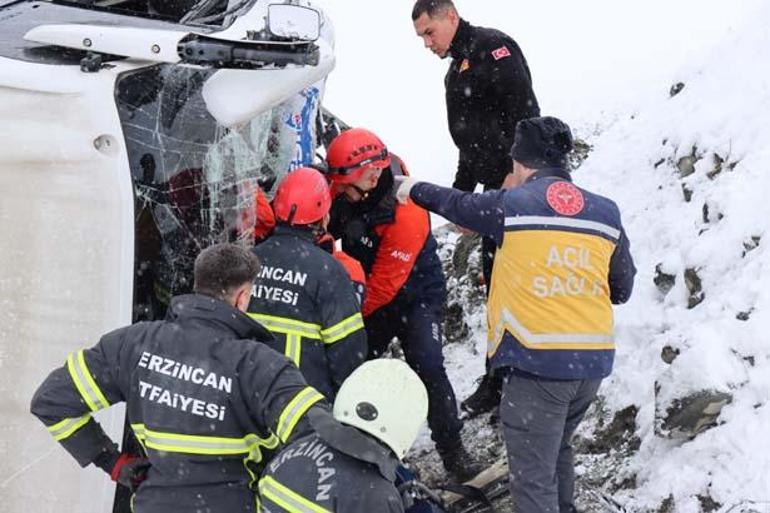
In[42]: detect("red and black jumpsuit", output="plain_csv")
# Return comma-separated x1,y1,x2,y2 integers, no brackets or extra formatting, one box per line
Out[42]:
328,156,463,453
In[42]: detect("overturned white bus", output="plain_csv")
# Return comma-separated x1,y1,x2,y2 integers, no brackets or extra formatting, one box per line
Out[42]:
0,1,334,510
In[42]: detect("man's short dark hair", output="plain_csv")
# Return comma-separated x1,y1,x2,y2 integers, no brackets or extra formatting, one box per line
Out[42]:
412,0,455,21
193,243,260,301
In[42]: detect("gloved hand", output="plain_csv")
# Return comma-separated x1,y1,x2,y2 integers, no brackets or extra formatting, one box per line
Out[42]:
392,175,416,204
110,453,151,491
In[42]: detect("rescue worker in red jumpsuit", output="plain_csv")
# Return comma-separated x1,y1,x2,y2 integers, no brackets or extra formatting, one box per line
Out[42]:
324,128,481,481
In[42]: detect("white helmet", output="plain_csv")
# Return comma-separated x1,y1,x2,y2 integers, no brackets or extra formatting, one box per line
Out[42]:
333,359,428,460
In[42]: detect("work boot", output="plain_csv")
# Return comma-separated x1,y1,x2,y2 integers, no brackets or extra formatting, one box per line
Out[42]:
460,373,502,419
438,443,484,483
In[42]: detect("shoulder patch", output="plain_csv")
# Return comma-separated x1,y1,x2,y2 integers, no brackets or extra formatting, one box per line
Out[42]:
491,46,511,61
546,182,585,216
459,58,471,73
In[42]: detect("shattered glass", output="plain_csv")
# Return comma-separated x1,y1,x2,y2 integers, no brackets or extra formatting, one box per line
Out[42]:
116,64,320,321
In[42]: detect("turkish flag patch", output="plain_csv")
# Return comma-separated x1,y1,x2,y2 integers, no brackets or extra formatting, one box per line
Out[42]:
491,46,511,60
546,182,585,216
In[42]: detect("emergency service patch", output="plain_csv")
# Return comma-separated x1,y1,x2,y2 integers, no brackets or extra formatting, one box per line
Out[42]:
546,182,585,216
491,46,511,60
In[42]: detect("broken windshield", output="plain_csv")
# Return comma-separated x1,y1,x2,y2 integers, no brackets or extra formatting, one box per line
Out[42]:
116,64,322,321
50,0,258,27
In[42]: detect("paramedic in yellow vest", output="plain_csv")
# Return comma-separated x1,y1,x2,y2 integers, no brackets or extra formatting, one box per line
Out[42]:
392,116,636,513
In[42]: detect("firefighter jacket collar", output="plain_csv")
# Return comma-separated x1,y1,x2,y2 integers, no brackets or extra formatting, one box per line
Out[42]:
272,224,318,242
309,408,399,481
526,167,572,184
167,294,273,343
449,18,474,60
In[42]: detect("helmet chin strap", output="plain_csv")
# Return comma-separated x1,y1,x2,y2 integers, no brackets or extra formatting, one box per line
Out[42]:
348,184,370,200
286,204,298,225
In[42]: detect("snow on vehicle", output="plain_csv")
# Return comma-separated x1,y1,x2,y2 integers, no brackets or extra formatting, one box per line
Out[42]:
0,0,334,510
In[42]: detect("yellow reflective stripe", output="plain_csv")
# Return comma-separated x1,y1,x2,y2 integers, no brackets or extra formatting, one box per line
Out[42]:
276,387,324,443
248,313,322,340
77,350,111,409
66,350,109,412
488,308,615,355
130,423,279,461
286,333,302,366
259,476,332,513
320,312,364,344
47,414,91,441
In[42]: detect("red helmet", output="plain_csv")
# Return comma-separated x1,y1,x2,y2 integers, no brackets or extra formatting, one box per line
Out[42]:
326,128,392,185
272,167,332,225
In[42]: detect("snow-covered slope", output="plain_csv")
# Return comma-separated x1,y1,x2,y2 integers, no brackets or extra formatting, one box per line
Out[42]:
576,3,770,510
323,0,769,510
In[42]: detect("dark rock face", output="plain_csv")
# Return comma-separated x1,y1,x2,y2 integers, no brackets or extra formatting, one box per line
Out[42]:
658,495,675,513
569,137,593,170
676,146,701,178
670,82,685,97
582,405,640,455
661,345,680,364
440,230,486,345
742,235,761,257
684,267,705,309
654,263,677,296
657,390,733,439
698,492,722,512
444,302,470,344
450,232,483,282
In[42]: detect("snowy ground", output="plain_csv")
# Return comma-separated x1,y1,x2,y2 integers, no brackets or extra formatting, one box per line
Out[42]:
320,1,770,511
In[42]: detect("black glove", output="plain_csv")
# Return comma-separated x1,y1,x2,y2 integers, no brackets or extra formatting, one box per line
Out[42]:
102,453,150,491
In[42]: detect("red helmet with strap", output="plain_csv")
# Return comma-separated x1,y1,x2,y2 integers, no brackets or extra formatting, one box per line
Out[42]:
272,167,332,226
326,128,392,185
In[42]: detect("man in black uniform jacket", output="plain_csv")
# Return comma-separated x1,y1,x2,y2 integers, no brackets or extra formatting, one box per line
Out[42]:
412,0,540,417
30,243,331,513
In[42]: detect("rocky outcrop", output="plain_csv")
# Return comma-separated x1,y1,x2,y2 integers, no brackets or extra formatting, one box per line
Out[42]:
656,389,733,439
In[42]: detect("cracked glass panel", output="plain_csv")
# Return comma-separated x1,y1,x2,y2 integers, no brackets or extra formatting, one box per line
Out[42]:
116,64,320,321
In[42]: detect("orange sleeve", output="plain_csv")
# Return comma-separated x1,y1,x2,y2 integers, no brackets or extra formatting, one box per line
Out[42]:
253,187,276,241
362,199,429,317
333,250,366,286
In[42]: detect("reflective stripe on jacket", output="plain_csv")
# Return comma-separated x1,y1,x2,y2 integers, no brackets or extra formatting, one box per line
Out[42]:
249,226,367,399
30,294,327,513
259,432,404,513
409,168,636,380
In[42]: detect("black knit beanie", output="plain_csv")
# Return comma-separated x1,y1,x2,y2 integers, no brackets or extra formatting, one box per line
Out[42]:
510,116,574,169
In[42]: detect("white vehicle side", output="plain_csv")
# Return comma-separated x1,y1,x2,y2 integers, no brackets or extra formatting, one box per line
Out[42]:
0,1,334,510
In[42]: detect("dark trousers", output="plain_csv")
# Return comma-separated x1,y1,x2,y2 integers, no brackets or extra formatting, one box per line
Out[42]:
500,372,602,513
365,295,463,451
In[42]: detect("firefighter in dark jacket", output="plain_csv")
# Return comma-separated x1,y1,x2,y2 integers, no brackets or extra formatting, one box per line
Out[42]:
394,116,636,513
259,359,428,513
413,0,541,417
30,243,331,513
248,167,367,400
324,128,480,482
